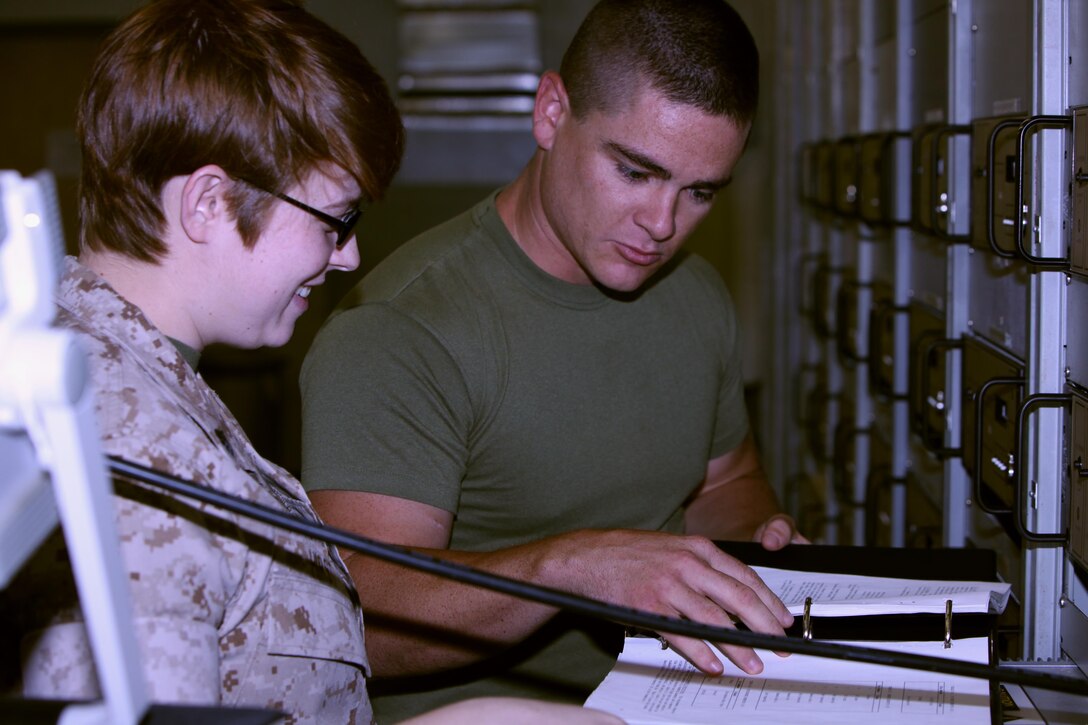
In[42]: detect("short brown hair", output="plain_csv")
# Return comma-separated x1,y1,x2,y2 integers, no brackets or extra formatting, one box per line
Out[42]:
559,0,759,125
78,0,405,261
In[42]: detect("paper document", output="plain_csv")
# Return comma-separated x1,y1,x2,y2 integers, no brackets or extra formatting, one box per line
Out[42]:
584,636,992,724
751,566,1012,616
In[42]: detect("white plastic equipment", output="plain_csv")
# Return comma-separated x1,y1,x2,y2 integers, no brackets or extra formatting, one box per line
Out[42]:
0,169,148,725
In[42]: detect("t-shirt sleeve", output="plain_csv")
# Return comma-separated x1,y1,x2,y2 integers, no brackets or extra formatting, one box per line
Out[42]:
300,303,473,513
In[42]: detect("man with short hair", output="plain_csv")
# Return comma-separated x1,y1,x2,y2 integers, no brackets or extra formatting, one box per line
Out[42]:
301,0,804,719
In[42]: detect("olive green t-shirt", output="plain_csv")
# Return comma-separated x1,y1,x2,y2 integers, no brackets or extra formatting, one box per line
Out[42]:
300,191,749,719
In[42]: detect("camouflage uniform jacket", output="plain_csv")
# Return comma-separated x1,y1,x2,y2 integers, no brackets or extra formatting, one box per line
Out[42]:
18,257,373,724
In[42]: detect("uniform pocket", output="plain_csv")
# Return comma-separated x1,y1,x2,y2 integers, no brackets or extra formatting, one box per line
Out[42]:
264,571,369,675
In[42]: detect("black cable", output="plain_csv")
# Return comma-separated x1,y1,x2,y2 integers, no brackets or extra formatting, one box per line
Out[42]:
107,455,1088,697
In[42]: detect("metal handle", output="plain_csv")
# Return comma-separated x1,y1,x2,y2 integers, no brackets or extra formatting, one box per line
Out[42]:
984,117,1025,259
832,420,869,506
930,125,972,243
910,124,942,235
815,140,836,212
878,131,913,227
910,329,943,433
792,363,819,427
797,253,825,316
835,278,870,365
868,300,908,399
834,136,861,217
810,263,843,339
804,385,841,464
914,335,963,457
1013,114,1073,267
798,141,818,205
970,376,1024,516
1012,394,1069,543
863,466,897,546
858,133,887,226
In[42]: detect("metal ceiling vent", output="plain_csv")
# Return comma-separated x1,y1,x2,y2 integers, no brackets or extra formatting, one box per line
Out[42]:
396,0,542,126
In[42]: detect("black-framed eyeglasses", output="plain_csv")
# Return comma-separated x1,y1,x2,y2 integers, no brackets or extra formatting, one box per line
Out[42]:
236,177,365,250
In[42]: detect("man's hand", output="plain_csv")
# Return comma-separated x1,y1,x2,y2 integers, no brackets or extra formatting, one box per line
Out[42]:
752,513,809,551
549,528,794,677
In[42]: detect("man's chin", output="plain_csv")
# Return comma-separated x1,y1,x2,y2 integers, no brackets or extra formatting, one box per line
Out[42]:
592,267,658,294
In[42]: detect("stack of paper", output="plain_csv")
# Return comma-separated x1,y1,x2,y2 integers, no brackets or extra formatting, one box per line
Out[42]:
750,566,1012,616
584,636,992,724
583,569,1010,723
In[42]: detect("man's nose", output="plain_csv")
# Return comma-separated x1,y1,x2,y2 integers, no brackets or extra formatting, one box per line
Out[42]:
633,190,677,242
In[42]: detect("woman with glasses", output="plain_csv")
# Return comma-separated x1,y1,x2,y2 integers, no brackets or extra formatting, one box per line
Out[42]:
3,1,617,723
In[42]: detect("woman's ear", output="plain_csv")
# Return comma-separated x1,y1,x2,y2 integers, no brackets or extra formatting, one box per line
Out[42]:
532,71,571,151
178,165,231,243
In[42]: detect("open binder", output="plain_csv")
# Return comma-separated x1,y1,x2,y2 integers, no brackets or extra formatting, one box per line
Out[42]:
722,541,1002,723
587,543,1006,724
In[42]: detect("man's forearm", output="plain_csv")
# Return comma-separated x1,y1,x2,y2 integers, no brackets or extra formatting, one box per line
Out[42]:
344,541,567,677
342,525,796,680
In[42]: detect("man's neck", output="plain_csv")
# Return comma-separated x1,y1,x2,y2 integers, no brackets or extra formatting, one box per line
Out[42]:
496,158,591,286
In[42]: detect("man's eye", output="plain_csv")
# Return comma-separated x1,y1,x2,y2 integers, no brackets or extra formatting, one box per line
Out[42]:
617,164,648,182
689,188,716,204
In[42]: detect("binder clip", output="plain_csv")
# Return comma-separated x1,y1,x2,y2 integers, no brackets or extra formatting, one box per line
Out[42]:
944,599,953,649
803,596,813,641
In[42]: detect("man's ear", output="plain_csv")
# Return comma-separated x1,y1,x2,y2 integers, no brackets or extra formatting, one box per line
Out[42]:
532,71,571,151
178,165,231,243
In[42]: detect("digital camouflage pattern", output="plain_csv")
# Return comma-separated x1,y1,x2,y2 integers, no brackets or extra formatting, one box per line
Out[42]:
14,257,373,724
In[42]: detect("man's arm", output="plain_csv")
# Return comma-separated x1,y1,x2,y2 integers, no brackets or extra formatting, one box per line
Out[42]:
310,488,794,681
683,433,807,550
